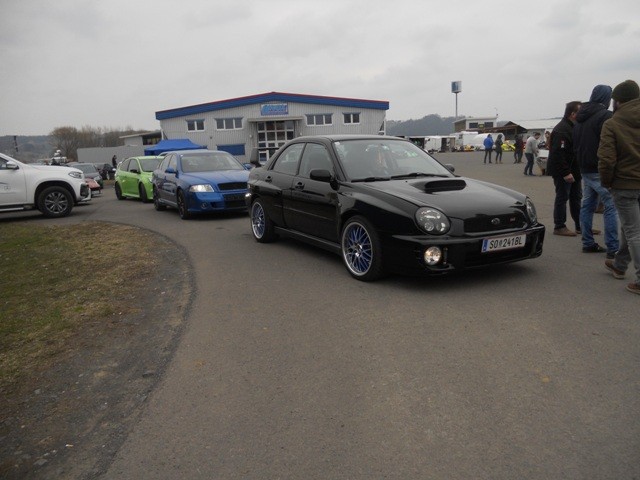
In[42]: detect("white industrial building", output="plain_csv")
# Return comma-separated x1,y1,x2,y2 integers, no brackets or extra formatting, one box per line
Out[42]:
155,92,389,163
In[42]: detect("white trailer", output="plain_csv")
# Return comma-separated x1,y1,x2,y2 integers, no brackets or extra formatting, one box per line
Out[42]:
451,131,478,151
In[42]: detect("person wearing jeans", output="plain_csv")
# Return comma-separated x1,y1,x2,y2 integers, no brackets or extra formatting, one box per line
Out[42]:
598,79,640,295
581,173,618,256
574,84,619,256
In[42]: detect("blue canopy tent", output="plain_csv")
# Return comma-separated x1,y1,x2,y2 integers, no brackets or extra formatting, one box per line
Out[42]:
144,139,206,156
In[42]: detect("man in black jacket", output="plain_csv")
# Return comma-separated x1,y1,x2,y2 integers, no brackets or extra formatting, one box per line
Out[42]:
574,85,618,256
547,101,582,236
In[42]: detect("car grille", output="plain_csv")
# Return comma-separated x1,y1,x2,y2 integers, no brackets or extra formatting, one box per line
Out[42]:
464,212,526,233
218,182,247,191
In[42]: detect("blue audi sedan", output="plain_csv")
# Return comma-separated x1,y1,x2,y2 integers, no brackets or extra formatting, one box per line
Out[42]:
152,149,250,219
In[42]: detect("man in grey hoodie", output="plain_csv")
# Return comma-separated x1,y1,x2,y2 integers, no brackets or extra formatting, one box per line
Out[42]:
574,85,618,257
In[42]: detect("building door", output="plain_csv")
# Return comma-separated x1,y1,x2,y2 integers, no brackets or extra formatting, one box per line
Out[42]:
256,120,296,163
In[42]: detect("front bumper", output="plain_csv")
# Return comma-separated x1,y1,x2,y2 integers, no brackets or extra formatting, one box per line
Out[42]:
186,190,248,212
383,224,546,275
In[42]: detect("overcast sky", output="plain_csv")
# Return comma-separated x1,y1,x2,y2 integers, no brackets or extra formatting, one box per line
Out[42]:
2,0,639,136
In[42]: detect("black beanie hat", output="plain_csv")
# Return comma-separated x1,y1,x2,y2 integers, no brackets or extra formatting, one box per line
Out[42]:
612,80,640,103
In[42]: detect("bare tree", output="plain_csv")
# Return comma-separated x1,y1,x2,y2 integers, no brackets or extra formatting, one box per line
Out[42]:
50,126,80,160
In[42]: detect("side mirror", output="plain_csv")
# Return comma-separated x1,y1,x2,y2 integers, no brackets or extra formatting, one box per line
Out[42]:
243,163,253,170
165,167,177,174
309,169,332,182
5,161,19,170
310,169,339,190
444,164,455,173
130,168,140,174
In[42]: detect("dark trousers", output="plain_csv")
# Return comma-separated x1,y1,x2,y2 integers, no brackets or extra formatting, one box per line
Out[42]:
553,175,582,231
484,148,492,163
514,151,523,163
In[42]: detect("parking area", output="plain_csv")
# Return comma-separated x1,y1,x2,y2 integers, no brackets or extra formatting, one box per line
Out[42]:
5,151,639,479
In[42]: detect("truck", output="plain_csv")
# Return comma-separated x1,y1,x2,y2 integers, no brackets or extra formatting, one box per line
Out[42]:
0,152,90,218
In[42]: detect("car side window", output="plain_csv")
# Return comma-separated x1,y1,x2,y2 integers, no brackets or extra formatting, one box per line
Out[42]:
120,158,131,171
298,144,333,178
158,157,169,172
167,155,177,172
271,144,304,175
128,160,139,172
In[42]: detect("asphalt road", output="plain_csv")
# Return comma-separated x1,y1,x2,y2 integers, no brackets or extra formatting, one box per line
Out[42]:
12,151,640,479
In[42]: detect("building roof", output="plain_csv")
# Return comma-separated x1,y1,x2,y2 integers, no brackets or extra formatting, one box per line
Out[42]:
155,92,390,121
504,119,560,130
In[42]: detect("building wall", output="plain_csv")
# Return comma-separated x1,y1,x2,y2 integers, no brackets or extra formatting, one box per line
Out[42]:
77,145,145,164
159,101,386,161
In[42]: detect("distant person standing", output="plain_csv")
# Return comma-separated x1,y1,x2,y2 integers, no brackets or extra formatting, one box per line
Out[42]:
574,84,618,257
547,101,582,236
483,134,494,164
524,132,540,175
494,134,504,163
598,79,640,295
112,155,117,168
514,135,524,163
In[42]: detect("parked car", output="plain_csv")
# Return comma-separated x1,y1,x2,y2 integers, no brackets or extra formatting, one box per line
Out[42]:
66,162,104,188
96,163,116,180
152,149,250,219
0,152,90,217
85,176,102,196
115,156,162,202
246,135,546,281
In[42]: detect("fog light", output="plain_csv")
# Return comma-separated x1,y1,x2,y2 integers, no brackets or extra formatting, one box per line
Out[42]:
424,246,442,266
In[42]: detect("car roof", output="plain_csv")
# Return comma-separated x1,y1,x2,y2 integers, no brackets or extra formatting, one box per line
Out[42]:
292,134,409,143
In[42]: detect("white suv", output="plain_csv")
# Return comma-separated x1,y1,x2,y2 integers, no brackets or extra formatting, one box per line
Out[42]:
0,152,90,218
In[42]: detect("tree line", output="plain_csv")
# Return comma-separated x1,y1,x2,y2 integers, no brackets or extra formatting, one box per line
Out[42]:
49,126,146,161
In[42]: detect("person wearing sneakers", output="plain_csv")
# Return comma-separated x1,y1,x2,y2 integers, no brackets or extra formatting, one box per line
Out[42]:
574,84,619,257
547,101,582,236
598,79,640,295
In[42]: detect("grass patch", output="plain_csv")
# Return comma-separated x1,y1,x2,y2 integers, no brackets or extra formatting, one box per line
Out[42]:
0,222,161,393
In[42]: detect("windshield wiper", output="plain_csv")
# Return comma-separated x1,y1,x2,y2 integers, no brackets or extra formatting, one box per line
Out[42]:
351,176,391,182
389,172,450,179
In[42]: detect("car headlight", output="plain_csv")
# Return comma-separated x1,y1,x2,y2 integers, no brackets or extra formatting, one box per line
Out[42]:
189,184,215,193
525,198,537,223
68,171,83,179
415,207,450,235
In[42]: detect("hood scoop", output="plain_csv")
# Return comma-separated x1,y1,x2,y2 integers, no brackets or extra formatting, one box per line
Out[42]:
413,178,467,193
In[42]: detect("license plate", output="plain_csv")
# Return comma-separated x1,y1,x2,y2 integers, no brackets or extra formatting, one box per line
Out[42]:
481,234,527,253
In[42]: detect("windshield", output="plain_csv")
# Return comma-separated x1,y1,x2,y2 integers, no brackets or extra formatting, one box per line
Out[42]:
74,164,98,174
333,139,453,181
179,152,243,173
140,158,161,172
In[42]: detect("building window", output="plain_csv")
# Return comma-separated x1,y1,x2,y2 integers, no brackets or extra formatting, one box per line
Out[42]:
306,114,332,126
216,118,243,130
343,113,360,125
187,119,205,131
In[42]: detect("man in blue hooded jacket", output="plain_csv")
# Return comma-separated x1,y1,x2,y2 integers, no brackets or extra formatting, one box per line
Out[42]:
483,134,494,164
574,85,619,257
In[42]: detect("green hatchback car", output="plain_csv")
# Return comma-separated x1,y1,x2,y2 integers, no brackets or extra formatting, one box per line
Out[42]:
115,156,162,202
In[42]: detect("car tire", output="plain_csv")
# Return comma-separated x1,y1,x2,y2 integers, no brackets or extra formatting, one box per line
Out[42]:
139,183,149,203
115,182,124,200
177,190,191,220
153,187,166,211
341,216,385,281
250,199,276,243
37,186,73,218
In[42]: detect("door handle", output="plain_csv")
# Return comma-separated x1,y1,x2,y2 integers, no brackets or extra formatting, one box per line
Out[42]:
265,175,273,183
294,181,305,190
